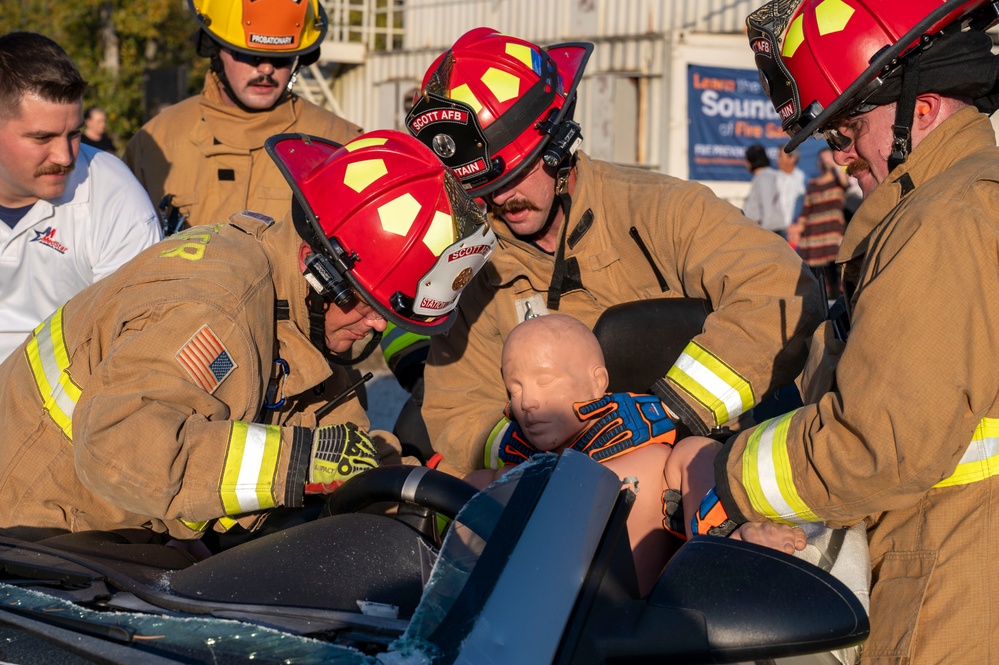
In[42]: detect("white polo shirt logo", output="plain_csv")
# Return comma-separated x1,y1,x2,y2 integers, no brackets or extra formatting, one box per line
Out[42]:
30,227,69,254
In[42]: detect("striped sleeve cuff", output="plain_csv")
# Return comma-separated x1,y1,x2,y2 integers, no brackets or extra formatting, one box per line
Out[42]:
652,379,711,437
284,427,313,508
662,341,755,429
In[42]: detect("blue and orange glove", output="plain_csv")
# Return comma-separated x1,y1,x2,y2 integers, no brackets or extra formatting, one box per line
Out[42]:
690,486,739,537
569,392,677,462
484,406,539,468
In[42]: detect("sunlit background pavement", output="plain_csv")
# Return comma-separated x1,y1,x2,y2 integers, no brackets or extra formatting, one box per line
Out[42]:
358,353,409,433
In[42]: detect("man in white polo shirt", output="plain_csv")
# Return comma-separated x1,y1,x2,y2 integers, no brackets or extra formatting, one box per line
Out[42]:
0,32,161,361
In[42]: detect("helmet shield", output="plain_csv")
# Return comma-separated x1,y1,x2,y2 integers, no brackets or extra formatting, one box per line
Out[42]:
265,131,495,335
747,1,805,135
411,172,497,317
407,90,494,190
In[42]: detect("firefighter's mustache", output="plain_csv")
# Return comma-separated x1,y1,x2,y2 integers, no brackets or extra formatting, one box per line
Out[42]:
496,198,542,216
247,75,278,88
846,159,870,178
35,164,74,177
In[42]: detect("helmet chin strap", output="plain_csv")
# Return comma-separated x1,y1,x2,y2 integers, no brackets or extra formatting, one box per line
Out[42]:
546,163,574,311
305,287,382,367
210,54,297,114
888,50,923,173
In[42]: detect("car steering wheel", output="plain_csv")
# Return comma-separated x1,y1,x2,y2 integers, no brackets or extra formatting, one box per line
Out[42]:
321,465,478,521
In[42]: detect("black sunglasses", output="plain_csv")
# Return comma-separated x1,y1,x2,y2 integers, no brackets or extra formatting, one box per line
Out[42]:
224,48,296,69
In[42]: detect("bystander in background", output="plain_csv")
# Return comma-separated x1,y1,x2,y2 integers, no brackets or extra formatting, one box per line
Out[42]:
790,148,847,299
80,106,115,153
742,143,783,232
774,147,806,242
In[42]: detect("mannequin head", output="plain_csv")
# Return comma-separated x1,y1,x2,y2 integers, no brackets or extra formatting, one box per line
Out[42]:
501,314,608,452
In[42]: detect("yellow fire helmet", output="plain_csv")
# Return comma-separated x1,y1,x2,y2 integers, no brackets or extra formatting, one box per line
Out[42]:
188,0,328,66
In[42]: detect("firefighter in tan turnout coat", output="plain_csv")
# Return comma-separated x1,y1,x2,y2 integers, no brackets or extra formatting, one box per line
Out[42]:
124,0,361,231
408,28,825,475
702,2,999,663
0,130,495,542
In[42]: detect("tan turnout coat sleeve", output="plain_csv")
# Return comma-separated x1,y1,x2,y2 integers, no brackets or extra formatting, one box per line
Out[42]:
0,214,367,540
424,154,823,476
715,108,999,664
124,73,362,228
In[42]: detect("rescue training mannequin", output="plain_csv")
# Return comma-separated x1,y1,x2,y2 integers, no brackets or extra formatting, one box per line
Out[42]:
466,314,806,595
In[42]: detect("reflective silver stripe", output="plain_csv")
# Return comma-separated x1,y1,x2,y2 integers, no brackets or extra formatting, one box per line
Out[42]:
742,411,818,524
235,423,270,513
26,308,79,440
34,318,78,420
956,436,999,466
221,422,280,515
402,467,430,503
673,351,745,421
934,418,999,488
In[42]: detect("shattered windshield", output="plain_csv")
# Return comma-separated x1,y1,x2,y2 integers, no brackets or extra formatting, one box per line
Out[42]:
391,454,558,662
0,583,373,664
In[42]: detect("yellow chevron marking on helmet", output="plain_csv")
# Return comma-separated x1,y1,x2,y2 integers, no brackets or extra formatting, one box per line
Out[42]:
782,14,806,58
378,192,422,237
505,43,534,69
481,67,522,103
450,84,483,113
343,158,388,193
815,0,855,35
423,210,456,256
344,137,389,152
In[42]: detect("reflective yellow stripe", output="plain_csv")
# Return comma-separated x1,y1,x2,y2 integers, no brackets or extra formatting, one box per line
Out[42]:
380,323,428,363
217,516,238,531
180,519,209,533
667,342,754,426
935,418,999,488
25,307,80,441
179,516,237,533
742,409,819,525
484,417,510,470
220,422,282,515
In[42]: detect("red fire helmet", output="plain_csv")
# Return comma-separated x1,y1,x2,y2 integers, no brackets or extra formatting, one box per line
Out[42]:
406,28,593,196
266,130,497,335
748,0,999,150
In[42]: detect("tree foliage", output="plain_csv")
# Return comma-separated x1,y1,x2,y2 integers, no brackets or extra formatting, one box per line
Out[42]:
0,0,207,152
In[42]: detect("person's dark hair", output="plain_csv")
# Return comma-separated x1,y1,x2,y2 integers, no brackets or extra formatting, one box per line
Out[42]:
0,32,87,121
83,105,105,121
745,143,771,171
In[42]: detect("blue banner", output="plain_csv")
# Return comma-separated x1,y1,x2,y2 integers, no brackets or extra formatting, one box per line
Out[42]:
687,64,822,182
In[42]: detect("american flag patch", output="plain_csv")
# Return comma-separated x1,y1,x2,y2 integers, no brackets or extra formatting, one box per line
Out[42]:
175,325,238,394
